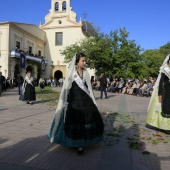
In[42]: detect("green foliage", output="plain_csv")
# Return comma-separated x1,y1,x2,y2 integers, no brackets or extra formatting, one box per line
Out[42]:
60,26,170,79
140,50,164,77
160,42,170,57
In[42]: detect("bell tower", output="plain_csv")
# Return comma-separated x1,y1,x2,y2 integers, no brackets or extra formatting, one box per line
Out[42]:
51,0,71,14
42,0,77,25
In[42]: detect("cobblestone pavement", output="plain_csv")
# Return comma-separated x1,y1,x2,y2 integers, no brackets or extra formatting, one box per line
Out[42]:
0,87,170,170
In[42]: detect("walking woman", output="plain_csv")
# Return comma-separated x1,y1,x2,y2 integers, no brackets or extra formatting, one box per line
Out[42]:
23,71,36,105
146,55,170,134
39,78,45,91
48,53,104,154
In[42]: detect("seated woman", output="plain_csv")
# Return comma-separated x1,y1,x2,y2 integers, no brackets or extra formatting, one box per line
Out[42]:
126,81,137,95
138,81,147,96
122,82,131,94
107,80,116,92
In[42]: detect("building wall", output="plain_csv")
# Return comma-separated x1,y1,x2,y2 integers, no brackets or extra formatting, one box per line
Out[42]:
0,24,10,78
8,24,46,78
44,25,85,79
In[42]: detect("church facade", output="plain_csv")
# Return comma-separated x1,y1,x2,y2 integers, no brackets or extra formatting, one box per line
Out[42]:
0,0,95,80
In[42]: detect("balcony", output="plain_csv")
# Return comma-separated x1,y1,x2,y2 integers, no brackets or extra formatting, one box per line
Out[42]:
10,50,48,64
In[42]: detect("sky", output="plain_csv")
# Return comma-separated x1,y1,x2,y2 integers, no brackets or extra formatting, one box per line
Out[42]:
0,0,170,51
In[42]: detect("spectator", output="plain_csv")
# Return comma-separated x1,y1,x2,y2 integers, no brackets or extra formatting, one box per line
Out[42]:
138,81,147,96
99,73,108,99
58,77,63,87
127,81,137,95
0,72,5,97
15,73,24,95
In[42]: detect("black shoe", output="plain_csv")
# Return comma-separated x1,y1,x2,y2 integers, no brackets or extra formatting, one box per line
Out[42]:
29,102,33,105
163,130,170,134
27,101,29,104
77,147,84,154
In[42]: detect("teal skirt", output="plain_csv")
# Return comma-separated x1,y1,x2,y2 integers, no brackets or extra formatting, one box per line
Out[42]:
48,113,104,147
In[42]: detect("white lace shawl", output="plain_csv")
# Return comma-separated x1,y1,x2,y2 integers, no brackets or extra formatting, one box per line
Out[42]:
50,55,98,143
25,76,34,84
22,75,34,93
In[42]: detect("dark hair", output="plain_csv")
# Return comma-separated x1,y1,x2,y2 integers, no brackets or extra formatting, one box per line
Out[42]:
26,71,31,74
167,55,170,64
75,52,86,65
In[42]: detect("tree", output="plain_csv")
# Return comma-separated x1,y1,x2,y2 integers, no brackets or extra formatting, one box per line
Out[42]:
140,50,164,77
160,42,170,57
60,27,142,78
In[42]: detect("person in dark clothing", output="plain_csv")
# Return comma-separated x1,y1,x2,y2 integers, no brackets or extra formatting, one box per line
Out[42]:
23,71,36,104
98,73,108,99
16,73,24,95
0,72,5,96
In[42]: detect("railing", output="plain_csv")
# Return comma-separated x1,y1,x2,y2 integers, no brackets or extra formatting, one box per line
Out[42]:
10,50,47,64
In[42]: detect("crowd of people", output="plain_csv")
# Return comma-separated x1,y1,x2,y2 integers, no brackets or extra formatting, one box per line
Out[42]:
0,70,65,106
92,76,156,97
0,76,64,92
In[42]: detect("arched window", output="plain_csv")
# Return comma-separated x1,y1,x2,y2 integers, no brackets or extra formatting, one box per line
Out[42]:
55,2,59,12
62,1,66,11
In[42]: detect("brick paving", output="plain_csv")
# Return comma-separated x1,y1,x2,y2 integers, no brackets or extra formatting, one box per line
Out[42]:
0,88,170,170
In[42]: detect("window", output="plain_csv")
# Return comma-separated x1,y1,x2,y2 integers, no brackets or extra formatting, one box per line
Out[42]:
16,41,20,50
62,1,66,11
55,32,63,46
29,46,32,55
38,50,41,57
55,2,59,11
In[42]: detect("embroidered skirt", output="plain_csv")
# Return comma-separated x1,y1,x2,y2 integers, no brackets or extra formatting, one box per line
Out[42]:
48,81,104,147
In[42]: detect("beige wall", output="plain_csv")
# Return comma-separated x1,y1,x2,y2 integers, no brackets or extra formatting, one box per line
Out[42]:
9,24,45,56
0,24,9,77
44,26,85,78
0,22,46,78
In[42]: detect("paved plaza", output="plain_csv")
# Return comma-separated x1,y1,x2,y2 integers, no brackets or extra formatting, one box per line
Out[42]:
0,87,170,170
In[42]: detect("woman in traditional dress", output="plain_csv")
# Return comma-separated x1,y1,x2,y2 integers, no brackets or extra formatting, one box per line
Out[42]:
48,53,104,154
23,71,36,105
146,55,170,134
39,78,45,91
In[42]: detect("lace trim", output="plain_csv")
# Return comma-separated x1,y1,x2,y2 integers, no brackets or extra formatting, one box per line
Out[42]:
163,66,170,80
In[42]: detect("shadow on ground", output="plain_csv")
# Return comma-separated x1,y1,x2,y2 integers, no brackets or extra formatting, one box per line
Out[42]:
97,112,161,170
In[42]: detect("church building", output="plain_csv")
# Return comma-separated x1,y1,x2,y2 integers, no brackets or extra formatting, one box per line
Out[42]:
0,0,95,80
